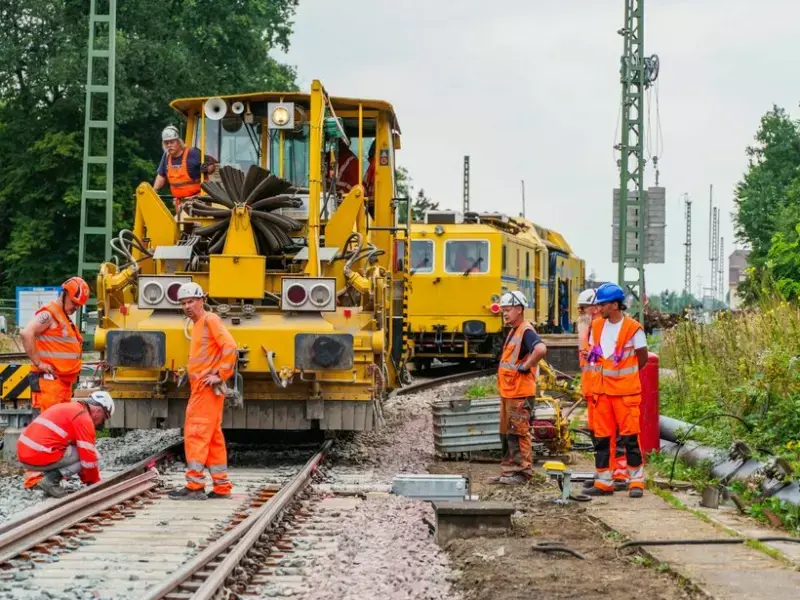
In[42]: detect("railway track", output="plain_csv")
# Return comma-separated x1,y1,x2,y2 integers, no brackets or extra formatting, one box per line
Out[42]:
0,352,27,362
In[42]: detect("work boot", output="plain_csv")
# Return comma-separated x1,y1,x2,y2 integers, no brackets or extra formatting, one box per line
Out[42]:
583,486,614,497
486,475,503,484
36,471,67,499
498,474,528,486
614,480,629,492
582,479,596,489
168,487,207,501
629,487,644,499
207,491,231,499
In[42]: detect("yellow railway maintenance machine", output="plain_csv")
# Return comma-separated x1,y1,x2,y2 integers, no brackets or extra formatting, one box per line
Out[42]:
402,211,585,374
94,81,409,432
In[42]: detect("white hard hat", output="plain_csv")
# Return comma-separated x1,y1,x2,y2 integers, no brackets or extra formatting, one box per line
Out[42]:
177,282,205,300
162,125,181,142
88,390,115,418
500,291,527,308
578,289,596,306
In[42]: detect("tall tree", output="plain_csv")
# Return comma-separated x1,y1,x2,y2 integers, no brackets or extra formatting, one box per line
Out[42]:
411,189,439,222
0,0,298,296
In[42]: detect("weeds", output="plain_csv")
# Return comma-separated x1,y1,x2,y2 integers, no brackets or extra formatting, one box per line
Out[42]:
464,379,498,399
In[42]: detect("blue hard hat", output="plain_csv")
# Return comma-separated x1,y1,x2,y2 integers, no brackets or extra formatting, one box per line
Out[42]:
594,283,625,304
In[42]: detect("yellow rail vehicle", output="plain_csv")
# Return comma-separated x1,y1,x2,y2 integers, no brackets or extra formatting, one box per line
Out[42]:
95,80,406,432
403,212,584,370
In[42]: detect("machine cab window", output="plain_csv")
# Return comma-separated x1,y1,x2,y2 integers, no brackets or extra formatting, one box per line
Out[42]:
445,240,489,274
410,240,434,273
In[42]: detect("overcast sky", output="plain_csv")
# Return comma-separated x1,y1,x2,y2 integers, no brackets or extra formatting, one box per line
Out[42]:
276,0,800,296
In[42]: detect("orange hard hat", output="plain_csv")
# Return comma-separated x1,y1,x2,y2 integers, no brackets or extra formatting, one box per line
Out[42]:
62,276,90,306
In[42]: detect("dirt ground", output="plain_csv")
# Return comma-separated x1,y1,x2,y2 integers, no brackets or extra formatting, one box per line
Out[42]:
428,461,702,600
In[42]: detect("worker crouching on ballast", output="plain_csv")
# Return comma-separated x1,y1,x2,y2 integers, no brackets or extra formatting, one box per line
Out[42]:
583,283,648,498
488,291,547,486
18,391,115,498
169,282,237,501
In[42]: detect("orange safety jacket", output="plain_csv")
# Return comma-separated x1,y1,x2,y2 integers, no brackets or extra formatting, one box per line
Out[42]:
586,316,643,396
188,312,238,393
18,402,100,484
498,322,536,399
579,314,603,397
166,147,202,199
34,300,83,381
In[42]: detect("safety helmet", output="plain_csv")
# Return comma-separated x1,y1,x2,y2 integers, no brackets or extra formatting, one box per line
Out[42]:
177,281,205,301
499,290,527,308
577,289,596,306
62,277,90,306
161,125,181,142
594,283,626,305
88,390,115,419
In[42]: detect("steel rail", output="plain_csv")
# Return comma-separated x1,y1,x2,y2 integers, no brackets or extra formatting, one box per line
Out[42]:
0,352,28,361
0,441,182,537
392,368,494,397
143,440,333,600
0,469,159,564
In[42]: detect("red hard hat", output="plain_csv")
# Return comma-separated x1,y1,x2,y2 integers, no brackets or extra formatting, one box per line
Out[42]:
62,276,90,306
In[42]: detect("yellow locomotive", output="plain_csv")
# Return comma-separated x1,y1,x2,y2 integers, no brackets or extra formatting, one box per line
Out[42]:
94,80,408,432
402,211,584,371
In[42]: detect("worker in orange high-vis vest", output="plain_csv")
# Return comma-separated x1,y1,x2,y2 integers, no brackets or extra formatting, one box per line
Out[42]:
169,282,237,500
583,283,649,498
578,288,629,491
153,126,217,216
488,290,547,486
20,277,90,412
19,391,114,497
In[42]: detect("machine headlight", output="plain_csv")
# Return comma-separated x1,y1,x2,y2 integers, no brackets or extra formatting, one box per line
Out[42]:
242,304,255,315
308,284,332,308
216,303,231,316
141,281,165,305
491,294,501,303
271,106,290,127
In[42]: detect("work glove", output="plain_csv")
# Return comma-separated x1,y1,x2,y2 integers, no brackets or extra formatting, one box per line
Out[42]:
516,364,530,374
200,162,211,174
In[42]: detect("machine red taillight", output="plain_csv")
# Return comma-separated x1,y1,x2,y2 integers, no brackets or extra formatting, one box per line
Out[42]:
166,282,182,303
343,308,352,318
490,303,500,314
120,305,129,316
286,284,307,305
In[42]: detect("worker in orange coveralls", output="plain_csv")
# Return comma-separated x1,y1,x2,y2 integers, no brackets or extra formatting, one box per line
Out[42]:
20,277,90,411
583,283,649,498
488,290,547,485
168,282,237,500
19,391,114,497
578,288,629,491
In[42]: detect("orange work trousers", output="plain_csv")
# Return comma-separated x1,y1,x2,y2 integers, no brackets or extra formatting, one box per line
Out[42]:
25,376,74,489
499,396,533,478
32,376,73,411
592,393,644,491
184,386,232,495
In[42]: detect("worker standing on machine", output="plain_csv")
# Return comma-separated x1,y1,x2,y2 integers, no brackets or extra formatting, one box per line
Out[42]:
18,391,114,498
169,282,236,501
578,289,628,491
153,125,217,216
489,290,547,485
584,283,648,498
20,277,90,412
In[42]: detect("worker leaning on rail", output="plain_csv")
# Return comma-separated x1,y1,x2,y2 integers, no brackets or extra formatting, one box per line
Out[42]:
19,391,114,498
20,277,90,412
583,283,649,498
488,291,547,486
169,282,237,501
152,125,217,216
578,289,629,491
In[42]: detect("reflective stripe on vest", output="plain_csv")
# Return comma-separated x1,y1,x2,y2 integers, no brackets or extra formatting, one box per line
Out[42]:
187,313,237,391
167,147,201,199
497,321,536,398
589,316,643,396
34,301,83,378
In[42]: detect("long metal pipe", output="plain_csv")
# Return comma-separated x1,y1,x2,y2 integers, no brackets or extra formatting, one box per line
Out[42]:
660,416,800,505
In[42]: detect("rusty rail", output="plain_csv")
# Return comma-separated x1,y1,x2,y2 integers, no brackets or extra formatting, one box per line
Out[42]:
143,440,333,600
392,368,494,397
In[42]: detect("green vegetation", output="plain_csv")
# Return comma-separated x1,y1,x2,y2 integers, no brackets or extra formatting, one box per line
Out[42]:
0,1,299,296
464,378,498,399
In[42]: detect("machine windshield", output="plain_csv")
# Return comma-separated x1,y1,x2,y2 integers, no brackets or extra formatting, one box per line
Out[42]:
445,240,489,274
410,240,434,273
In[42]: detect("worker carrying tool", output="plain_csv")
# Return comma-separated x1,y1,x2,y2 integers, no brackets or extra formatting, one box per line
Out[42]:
153,125,217,215
169,282,236,501
20,277,90,412
488,290,547,485
582,283,649,498
18,391,114,498
578,288,628,491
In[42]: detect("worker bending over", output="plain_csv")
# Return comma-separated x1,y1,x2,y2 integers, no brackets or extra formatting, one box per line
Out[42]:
20,277,90,412
169,282,237,500
489,291,547,485
18,391,115,498
153,126,217,216
583,283,648,498
578,289,628,491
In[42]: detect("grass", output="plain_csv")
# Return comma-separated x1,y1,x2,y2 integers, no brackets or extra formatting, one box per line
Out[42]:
464,378,498,399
